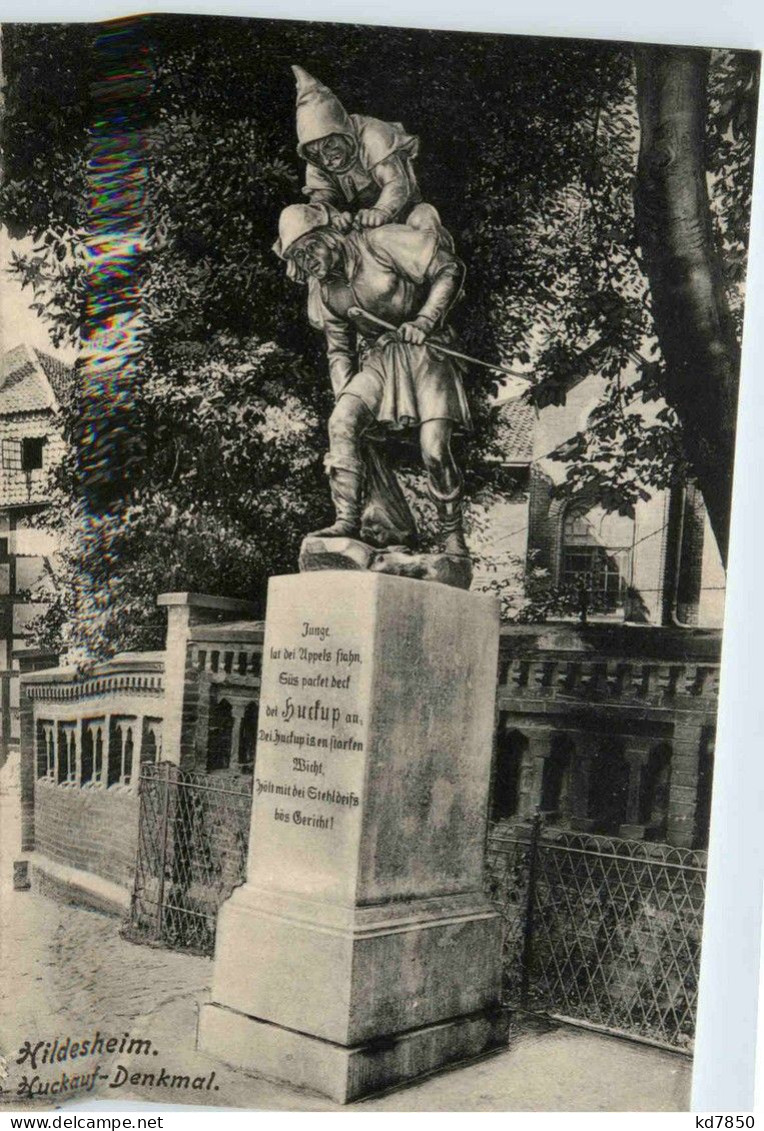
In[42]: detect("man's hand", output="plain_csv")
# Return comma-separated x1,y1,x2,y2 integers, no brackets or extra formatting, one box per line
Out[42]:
355,208,388,229
398,318,432,345
330,211,354,233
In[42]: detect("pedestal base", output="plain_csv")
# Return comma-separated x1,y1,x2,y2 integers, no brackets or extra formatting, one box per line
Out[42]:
209,886,503,1046
197,1001,509,1103
198,572,503,1103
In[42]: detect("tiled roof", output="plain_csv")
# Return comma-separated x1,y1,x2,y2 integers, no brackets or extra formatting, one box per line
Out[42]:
496,396,536,464
0,344,71,416
35,350,72,404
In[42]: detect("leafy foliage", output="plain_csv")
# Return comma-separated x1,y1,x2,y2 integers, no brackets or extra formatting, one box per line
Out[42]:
707,48,759,340
1,22,756,652
474,549,588,623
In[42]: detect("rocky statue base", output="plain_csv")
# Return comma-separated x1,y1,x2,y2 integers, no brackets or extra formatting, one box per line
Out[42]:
299,534,473,590
198,571,505,1103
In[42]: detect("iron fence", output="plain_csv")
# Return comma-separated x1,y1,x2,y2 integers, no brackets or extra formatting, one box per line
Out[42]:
486,818,706,1052
127,765,705,1052
127,761,253,953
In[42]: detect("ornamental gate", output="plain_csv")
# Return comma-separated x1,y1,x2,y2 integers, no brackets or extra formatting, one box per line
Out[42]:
128,765,705,1052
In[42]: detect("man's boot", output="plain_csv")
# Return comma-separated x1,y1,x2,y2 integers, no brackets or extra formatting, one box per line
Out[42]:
309,466,363,539
429,481,469,557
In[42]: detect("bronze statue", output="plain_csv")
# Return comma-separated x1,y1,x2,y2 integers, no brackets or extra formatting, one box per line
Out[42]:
274,202,471,560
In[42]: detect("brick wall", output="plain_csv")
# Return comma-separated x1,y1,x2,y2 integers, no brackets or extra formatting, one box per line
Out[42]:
0,411,66,507
34,779,139,890
494,623,720,848
527,467,558,574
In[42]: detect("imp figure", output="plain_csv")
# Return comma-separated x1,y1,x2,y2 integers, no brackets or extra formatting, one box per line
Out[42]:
292,65,430,232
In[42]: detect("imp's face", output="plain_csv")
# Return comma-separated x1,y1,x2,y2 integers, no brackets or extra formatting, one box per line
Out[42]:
310,134,354,172
290,235,336,280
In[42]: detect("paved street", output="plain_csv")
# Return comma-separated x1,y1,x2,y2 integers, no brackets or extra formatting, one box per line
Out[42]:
0,778,692,1112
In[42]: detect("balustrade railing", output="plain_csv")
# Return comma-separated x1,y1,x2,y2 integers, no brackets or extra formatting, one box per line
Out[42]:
498,655,719,704
22,652,166,792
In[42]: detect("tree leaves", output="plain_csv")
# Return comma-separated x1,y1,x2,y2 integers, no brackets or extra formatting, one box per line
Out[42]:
2,21,755,649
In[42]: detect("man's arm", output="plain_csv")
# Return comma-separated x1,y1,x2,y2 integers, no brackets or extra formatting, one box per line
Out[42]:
414,247,465,332
303,166,354,233
323,312,356,397
356,155,413,227
302,163,343,207
307,285,355,395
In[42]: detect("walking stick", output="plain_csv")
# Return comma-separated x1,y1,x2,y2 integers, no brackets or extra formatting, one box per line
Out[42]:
347,305,532,382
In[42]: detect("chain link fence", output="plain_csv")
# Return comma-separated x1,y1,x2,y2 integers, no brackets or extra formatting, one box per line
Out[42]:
128,764,705,1051
126,762,253,954
486,819,706,1052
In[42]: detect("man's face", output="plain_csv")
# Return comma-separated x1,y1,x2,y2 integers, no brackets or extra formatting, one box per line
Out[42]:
290,234,338,281
308,133,354,173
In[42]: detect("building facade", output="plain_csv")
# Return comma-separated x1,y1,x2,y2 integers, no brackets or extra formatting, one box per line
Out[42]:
479,376,726,630
0,344,69,770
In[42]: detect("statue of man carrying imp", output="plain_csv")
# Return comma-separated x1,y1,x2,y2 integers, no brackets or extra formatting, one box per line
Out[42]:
276,68,473,560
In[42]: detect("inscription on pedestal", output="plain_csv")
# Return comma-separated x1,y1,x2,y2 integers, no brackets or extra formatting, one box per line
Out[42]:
248,577,374,900
202,573,507,1100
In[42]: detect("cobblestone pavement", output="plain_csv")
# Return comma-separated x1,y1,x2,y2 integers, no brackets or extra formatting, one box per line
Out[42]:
0,786,692,1112
1,788,210,1107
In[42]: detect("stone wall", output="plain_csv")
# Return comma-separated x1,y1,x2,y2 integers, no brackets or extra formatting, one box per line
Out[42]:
184,619,263,773
18,596,722,917
493,623,720,848
34,778,139,890
19,652,166,904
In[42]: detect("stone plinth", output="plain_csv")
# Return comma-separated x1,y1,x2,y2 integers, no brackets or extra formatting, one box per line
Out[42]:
198,571,505,1102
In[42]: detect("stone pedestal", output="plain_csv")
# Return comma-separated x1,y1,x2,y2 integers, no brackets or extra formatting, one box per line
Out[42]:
198,571,506,1102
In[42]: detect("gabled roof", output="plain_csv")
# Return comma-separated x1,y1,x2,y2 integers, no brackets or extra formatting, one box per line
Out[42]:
495,395,536,464
0,344,71,416
35,350,72,404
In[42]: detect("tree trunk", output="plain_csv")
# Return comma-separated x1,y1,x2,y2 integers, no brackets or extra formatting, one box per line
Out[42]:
634,46,740,568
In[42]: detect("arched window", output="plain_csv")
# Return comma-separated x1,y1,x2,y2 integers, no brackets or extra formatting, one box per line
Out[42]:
142,726,157,765
208,698,233,773
94,726,104,782
81,725,94,784
36,720,50,780
561,503,635,614
640,742,672,837
123,727,134,785
239,702,258,772
589,739,629,834
142,719,163,767
492,726,526,821
57,724,76,784
694,728,715,850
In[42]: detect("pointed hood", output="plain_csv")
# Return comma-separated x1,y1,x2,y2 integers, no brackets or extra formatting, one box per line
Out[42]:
292,65,356,162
